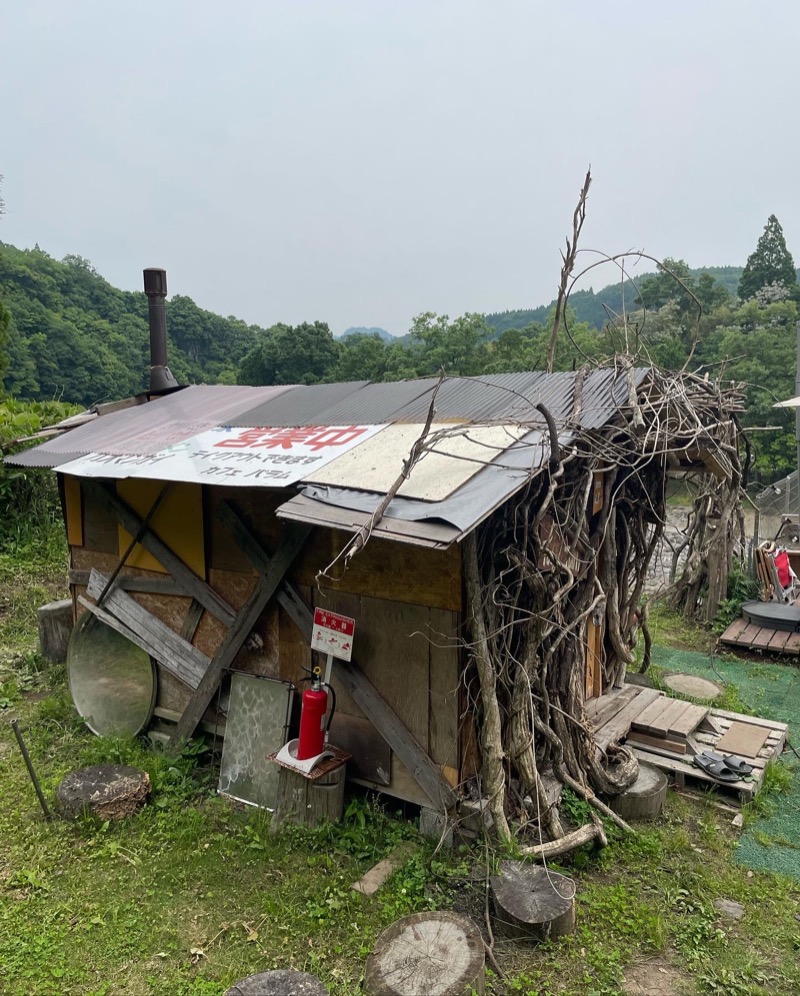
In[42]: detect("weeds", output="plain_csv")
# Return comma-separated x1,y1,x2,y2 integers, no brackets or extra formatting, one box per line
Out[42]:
713,560,759,634
3,527,800,993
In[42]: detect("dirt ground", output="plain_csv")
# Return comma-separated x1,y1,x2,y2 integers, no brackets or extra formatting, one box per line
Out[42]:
623,957,691,995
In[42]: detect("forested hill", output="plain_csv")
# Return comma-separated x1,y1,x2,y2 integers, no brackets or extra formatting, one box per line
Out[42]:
485,266,751,336
3,237,800,480
0,243,262,405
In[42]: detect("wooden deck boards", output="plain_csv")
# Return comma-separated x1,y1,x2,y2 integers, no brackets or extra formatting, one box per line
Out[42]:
589,684,788,807
720,616,800,655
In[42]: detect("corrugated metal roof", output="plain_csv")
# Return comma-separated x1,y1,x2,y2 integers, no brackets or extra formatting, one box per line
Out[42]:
7,368,651,470
278,427,552,546
274,494,459,549
387,369,650,429
7,384,295,469
303,379,439,425
227,381,371,427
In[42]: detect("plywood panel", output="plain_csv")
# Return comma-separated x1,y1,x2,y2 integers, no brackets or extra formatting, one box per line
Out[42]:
117,480,205,578
353,763,431,809
81,486,118,554
316,531,461,612
208,487,461,611
428,608,460,771
63,474,83,546
318,592,430,749
71,548,119,574
277,581,312,675
194,568,257,661
207,487,285,573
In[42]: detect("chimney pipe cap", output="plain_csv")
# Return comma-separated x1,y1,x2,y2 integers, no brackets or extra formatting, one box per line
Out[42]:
143,268,167,297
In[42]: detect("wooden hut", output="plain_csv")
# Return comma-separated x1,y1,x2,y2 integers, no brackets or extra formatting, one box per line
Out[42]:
8,366,742,821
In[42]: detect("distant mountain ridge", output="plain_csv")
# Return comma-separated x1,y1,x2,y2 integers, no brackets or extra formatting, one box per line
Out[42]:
338,326,394,342
484,266,753,336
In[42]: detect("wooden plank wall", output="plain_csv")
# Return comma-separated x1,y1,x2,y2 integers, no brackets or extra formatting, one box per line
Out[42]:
68,480,463,805
299,590,459,806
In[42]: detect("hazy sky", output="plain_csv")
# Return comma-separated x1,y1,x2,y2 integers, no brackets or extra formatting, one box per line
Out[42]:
2,1,798,335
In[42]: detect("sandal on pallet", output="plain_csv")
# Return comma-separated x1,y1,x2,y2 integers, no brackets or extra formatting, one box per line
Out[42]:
723,755,754,776
692,752,741,782
701,750,755,777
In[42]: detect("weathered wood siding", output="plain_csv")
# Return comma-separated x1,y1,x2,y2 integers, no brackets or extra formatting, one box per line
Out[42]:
67,479,462,805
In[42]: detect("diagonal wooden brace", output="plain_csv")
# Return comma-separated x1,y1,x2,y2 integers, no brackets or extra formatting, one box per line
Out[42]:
84,481,237,627
217,499,457,809
216,499,312,639
168,522,313,747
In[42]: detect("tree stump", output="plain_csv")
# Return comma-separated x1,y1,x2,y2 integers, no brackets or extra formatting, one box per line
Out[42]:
609,763,668,821
37,599,74,664
270,763,345,830
55,765,151,821
490,861,575,941
364,911,485,996
224,970,328,995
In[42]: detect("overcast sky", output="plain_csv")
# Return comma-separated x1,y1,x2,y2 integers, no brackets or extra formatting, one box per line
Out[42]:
2,1,798,335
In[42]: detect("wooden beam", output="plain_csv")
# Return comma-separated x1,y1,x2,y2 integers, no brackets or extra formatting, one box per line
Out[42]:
180,599,205,643
77,595,208,691
70,569,187,596
168,522,313,746
335,656,457,809
218,499,456,809
84,481,236,626
216,499,313,639
83,570,211,687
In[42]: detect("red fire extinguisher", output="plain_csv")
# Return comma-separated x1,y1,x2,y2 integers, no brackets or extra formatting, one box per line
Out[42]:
297,667,336,760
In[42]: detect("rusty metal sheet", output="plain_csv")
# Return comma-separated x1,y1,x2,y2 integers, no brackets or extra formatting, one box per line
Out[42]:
7,385,294,469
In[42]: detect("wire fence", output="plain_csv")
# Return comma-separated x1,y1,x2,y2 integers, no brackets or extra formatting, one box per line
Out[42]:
754,470,800,545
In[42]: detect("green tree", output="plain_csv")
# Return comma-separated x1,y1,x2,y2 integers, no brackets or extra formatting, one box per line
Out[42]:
638,258,730,319
408,312,491,376
738,214,798,301
335,332,389,382
0,176,8,386
238,321,340,386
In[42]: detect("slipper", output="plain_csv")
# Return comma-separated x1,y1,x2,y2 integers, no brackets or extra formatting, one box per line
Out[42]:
701,750,754,777
721,755,754,776
692,753,741,782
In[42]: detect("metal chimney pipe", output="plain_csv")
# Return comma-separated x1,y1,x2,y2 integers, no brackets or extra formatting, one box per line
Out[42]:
143,267,179,393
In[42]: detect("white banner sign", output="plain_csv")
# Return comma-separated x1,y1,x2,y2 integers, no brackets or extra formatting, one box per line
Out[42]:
58,424,386,487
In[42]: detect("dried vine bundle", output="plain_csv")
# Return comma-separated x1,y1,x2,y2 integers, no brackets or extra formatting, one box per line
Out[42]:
460,361,744,845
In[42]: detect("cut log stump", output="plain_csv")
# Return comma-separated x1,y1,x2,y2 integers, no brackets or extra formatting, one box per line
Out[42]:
37,599,74,663
364,911,485,996
224,970,328,995
490,861,575,941
609,762,668,821
55,765,151,821
270,763,345,830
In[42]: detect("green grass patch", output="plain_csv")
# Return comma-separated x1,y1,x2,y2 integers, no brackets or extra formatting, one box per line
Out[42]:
645,602,716,655
3,539,800,994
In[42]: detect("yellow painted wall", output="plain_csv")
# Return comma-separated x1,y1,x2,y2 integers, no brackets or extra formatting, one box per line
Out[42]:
117,480,205,577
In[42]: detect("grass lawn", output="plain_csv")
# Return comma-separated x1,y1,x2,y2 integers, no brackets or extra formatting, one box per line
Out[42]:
2,536,800,995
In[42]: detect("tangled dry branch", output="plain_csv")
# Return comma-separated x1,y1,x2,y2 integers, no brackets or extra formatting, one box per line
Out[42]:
460,363,744,846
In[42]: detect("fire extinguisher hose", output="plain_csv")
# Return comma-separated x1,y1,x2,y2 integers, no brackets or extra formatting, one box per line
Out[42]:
323,683,336,734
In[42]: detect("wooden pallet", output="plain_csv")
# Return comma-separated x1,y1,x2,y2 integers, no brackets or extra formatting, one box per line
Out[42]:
720,616,800,655
590,685,664,752
589,685,789,806
629,709,788,805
